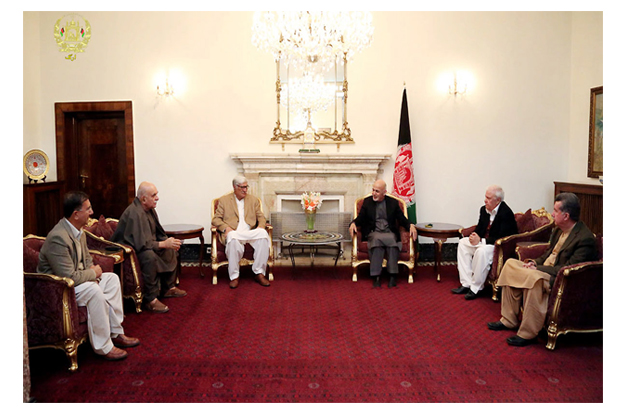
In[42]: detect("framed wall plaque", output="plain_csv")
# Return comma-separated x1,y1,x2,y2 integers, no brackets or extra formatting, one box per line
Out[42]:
587,86,603,178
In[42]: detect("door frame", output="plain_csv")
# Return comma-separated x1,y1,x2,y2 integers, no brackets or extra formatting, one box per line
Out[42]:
55,101,136,208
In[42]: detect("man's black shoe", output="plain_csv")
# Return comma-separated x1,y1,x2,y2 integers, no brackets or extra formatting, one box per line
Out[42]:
464,290,479,300
451,286,469,295
373,276,381,288
388,276,397,288
506,335,536,347
487,321,513,331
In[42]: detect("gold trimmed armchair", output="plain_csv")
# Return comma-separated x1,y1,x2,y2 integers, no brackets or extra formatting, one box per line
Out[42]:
210,194,274,285
351,193,416,283
23,234,119,371
516,235,603,350
459,207,554,301
84,216,144,313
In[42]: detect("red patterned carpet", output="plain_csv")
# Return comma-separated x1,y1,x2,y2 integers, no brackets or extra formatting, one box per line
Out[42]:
28,265,603,403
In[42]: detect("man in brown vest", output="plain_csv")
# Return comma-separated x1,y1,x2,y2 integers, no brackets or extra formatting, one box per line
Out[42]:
487,192,598,346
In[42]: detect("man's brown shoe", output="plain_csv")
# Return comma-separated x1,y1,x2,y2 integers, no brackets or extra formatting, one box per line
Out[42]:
163,287,187,298
229,278,239,289
112,334,140,348
144,298,169,313
102,346,128,361
255,273,270,286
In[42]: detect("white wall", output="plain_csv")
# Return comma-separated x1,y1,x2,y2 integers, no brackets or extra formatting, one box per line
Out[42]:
22,11,603,241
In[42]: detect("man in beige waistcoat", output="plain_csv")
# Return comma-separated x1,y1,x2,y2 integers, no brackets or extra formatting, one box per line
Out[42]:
487,192,598,346
211,175,271,289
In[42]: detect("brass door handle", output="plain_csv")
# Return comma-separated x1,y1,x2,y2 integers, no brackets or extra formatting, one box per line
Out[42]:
80,174,89,187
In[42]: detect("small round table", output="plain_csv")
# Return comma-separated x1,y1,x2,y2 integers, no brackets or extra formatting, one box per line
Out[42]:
163,224,205,277
415,222,462,282
281,231,345,267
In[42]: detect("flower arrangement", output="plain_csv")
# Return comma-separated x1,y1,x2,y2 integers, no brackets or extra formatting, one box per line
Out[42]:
301,191,323,213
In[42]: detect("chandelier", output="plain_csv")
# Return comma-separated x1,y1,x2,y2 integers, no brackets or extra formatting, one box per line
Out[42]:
252,11,374,72
283,73,337,114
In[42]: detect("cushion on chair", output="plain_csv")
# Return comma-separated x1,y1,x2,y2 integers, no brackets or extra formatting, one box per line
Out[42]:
516,209,535,233
90,215,115,240
23,242,40,273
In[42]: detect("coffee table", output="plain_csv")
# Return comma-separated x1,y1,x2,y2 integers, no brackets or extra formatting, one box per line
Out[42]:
281,230,346,266
163,224,205,277
415,222,462,282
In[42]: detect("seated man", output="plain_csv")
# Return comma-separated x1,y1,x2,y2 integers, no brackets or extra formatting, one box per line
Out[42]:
487,192,598,346
349,179,417,288
38,191,140,361
112,182,187,313
453,185,518,300
211,175,271,289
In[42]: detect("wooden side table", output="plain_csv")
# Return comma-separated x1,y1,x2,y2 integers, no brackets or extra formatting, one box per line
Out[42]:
163,224,205,277
415,222,462,282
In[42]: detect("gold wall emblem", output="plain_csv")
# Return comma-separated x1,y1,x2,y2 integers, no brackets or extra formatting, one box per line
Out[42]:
53,14,91,60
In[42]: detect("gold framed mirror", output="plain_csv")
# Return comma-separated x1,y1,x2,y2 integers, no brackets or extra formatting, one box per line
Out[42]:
271,55,354,150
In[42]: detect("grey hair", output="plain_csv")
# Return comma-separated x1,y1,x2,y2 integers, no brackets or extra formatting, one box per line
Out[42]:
487,185,504,201
137,181,155,199
232,175,248,187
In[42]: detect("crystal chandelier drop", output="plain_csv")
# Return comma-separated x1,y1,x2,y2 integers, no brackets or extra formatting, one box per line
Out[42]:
252,11,374,72
283,73,337,114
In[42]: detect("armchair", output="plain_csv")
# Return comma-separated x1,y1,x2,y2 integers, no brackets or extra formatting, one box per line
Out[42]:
516,236,603,350
84,216,144,313
23,234,117,371
460,207,554,301
351,194,416,283
210,194,274,285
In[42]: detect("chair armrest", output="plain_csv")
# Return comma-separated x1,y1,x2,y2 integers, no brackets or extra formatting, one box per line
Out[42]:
90,251,117,273
24,272,81,344
547,260,603,328
459,225,476,238
516,242,549,262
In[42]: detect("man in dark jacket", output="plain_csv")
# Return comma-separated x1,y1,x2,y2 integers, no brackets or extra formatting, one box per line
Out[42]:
112,182,186,313
350,180,417,288
488,192,598,346
453,185,518,300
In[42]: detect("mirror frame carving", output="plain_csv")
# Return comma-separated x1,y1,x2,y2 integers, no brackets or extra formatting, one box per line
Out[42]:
270,56,354,150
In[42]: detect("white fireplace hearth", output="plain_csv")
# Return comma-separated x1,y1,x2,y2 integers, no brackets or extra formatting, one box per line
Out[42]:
230,153,392,215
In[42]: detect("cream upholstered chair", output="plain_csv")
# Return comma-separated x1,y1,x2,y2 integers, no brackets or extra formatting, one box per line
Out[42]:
210,193,274,285
351,193,416,283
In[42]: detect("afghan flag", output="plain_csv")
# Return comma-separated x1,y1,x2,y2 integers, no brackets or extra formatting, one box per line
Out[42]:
392,88,417,224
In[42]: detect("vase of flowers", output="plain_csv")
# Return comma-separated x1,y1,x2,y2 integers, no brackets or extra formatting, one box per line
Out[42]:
301,191,322,232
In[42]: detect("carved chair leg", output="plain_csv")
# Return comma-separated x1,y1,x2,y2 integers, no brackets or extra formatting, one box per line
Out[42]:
64,340,80,372
491,281,500,302
546,322,559,350
408,264,414,283
352,266,358,282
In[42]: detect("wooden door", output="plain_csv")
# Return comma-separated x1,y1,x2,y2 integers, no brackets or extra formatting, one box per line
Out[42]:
55,101,135,219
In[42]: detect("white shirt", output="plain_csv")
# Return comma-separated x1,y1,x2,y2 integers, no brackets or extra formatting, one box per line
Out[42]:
482,203,501,244
235,197,250,232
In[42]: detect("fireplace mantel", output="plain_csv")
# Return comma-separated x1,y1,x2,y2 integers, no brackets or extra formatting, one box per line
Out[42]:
230,153,392,213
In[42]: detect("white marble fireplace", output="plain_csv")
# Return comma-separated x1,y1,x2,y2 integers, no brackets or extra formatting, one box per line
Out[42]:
230,153,392,215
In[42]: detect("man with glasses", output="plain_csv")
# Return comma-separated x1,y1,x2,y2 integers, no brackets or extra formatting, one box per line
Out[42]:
212,175,271,289
38,191,140,361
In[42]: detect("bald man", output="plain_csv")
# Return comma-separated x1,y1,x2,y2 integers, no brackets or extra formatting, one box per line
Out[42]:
112,182,187,313
350,180,417,288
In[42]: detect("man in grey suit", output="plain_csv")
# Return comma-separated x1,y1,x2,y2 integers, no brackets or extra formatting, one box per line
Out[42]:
38,191,140,361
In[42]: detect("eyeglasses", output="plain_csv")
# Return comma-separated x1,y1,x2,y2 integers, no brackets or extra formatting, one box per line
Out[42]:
237,185,249,189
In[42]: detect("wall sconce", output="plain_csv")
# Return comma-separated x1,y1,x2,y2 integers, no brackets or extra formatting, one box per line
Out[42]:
448,72,467,96
156,79,174,97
